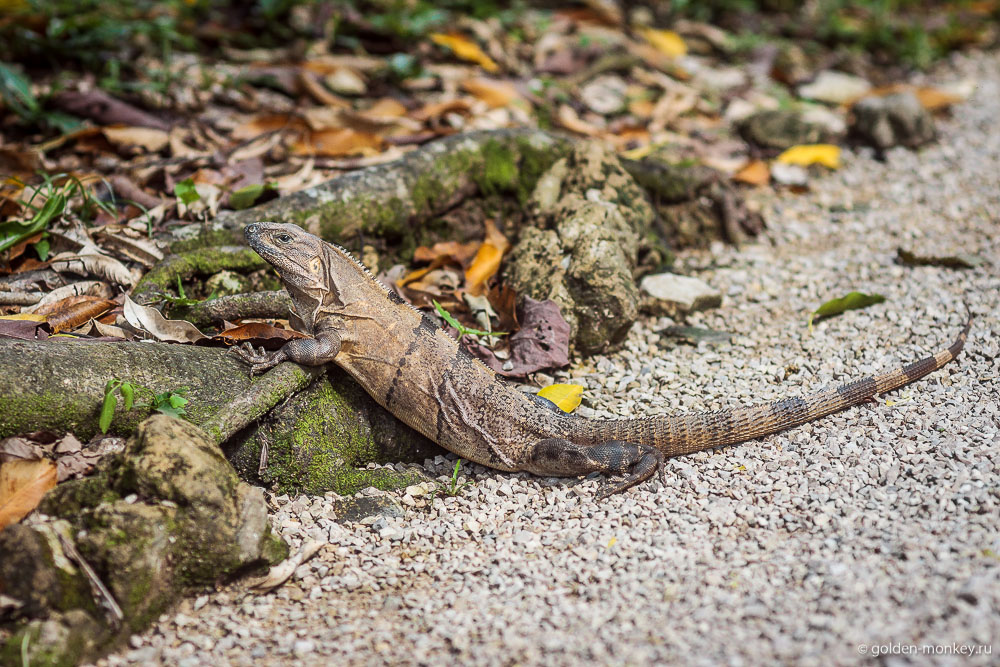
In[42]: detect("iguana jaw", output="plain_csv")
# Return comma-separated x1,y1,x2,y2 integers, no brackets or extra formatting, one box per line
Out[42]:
245,222,326,292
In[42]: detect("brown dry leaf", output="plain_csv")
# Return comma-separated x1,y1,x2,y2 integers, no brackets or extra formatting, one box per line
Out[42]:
46,298,116,333
231,114,307,141
557,105,603,137
101,126,170,153
860,84,965,111
411,99,475,123
49,247,137,288
298,71,351,108
24,281,114,314
429,33,499,73
641,28,688,58
367,98,408,117
413,240,481,267
207,322,307,349
292,129,383,157
122,295,206,343
461,78,520,108
92,230,164,269
733,160,771,186
464,220,510,296
0,459,57,531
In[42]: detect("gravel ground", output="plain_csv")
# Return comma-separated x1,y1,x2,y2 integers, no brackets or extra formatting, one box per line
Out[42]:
101,50,999,667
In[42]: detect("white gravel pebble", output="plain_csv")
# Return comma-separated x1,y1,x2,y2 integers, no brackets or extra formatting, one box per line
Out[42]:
98,50,999,667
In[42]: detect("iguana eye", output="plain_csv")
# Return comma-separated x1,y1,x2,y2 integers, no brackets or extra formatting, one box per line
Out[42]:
276,233,293,244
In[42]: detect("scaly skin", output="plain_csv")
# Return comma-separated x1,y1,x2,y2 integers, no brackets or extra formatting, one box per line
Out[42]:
237,222,971,498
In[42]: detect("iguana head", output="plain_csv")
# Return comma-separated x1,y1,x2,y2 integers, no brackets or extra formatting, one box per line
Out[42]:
244,222,328,291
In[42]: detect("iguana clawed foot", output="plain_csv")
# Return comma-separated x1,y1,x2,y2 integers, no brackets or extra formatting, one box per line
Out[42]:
233,342,286,377
526,438,665,499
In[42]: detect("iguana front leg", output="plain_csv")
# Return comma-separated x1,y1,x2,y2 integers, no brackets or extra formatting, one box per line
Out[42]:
234,329,342,375
526,439,666,499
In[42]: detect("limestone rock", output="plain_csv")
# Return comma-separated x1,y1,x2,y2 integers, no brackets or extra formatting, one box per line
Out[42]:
739,109,831,150
850,92,936,149
506,142,654,354
0,416,287,666
639,272,722,317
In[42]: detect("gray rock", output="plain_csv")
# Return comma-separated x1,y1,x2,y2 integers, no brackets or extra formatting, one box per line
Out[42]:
639,273,722,317
739,109,831,150
0,416,287,666
505,142,654,354
798,70,871,105
850,92,936,149
332,494,405,523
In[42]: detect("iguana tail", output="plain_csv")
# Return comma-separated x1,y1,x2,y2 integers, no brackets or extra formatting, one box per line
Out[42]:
588,316,971,457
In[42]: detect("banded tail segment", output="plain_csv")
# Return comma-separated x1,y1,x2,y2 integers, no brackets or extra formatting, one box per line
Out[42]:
590,316,971,457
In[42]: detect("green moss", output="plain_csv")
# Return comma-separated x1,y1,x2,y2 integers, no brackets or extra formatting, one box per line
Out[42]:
477,140,518,196
0,391,149,441
39,475,119,517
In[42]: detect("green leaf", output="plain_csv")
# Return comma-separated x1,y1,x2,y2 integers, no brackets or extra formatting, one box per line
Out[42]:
432,299,463,330
99,389,117,434
0,61,40,116
174,178,200,205
176,275,186,300
228,183,274,210
120,382,134,412
31,239,50,261
809,291,886,328
432,300,507,341
0,193,66,253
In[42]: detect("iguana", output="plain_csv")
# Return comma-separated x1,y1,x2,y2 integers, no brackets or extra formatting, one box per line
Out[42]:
237,222,971,498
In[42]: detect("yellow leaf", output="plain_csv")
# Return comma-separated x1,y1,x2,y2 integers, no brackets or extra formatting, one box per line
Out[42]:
430,33,499,73
0,459,57,531
641,28,687,58
464,220,510,296
776,144,841,169
0,313,46,321
620,143,654,160
607,536,617,549
733,159,770,186
461,78,520,108
537,384,584,413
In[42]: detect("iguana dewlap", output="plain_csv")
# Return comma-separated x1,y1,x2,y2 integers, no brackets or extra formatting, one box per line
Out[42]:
238,222,971,498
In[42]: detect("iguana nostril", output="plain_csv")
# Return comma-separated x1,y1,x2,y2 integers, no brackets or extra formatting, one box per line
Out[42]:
245,223,259,236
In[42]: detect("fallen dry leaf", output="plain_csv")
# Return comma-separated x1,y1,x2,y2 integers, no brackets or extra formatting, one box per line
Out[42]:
776,144,841,169
557,104,603,137
464,220,511,295
247,539,327,593
536,384,584,412
205,322,308,350
733,160,771,186
430,33,499,73
641,28,688,58
461,78,520,108
292,129,383,157
122,295,206,343
0,459,57,531
44,298,116,333
24,281,114,314
101,126,170,154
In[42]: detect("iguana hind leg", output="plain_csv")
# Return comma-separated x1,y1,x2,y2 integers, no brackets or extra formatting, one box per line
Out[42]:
234,331,342,375
526,438,665,499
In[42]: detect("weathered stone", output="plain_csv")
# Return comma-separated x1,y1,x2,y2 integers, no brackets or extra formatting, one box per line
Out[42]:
506,142,653,354
0,416,287,666
798,70,871,105
850,92,936,149
332,494,405,523
639,272,722,317
739,109,831,150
